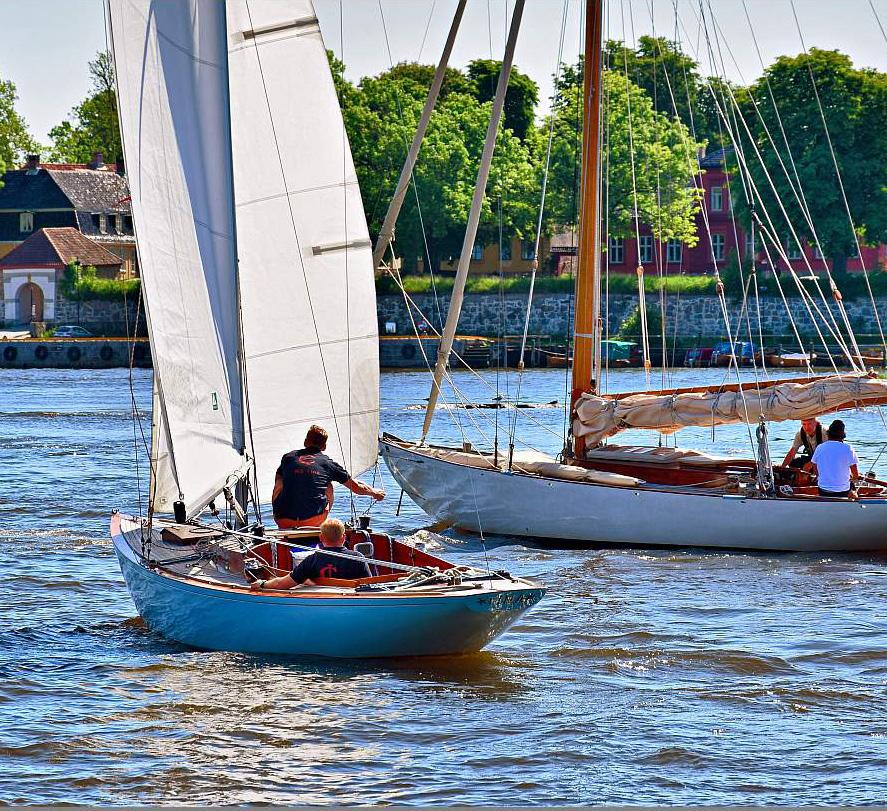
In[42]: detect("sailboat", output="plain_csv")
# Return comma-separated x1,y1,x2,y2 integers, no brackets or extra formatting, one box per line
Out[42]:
107,0,543,657
379,0,887,553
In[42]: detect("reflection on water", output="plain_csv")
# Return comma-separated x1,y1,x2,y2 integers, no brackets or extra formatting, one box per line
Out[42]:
2,367,887,804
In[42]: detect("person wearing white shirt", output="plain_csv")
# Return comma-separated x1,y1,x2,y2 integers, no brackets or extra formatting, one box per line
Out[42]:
811,419,860,498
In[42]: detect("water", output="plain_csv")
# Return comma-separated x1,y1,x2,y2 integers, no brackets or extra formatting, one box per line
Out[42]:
3,366,887,805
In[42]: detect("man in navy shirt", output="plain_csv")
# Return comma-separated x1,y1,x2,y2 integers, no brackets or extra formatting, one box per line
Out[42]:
271,425,384,528
251,518,371,590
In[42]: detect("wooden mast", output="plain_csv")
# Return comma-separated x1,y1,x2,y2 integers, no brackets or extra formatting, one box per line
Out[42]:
570,0,605,456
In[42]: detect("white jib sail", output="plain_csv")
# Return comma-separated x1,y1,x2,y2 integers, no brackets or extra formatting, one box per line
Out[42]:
110,0,246,516
226,0,380,500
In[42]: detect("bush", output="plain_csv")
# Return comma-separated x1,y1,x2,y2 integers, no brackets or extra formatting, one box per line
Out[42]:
60,262,140,301
617,304,662,339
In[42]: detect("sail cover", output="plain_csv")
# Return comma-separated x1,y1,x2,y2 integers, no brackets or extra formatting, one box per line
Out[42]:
226,1,380,500
574,374,887,446
110,0,246,515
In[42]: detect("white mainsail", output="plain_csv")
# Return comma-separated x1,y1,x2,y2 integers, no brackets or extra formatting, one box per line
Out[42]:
226,0,380,500
109,0,246,516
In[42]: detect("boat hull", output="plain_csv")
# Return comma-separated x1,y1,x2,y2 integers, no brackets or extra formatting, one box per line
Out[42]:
381,440,887,552
111,519,542,657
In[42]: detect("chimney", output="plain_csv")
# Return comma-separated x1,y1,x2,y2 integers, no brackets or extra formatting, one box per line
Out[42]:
115,154,125,176
88,151,105,170
25,154,40,172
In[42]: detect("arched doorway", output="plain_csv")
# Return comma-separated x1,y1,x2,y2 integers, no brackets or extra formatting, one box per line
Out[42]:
17,282,44,323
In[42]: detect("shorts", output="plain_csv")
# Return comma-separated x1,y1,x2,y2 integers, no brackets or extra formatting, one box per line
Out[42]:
818,487,851,498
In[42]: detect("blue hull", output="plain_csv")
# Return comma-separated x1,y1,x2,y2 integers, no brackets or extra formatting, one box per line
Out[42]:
112,530,542,658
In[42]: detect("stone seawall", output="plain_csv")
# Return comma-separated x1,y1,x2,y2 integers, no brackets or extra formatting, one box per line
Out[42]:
377,293,887,339
0,339,151,369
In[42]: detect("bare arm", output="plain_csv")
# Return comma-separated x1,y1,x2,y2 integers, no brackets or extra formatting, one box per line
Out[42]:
344,478,385,501
851,463,860,482
250,573,297,591
782,446,797,467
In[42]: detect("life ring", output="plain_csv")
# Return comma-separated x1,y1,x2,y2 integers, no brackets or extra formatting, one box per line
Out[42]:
401,343,417,360
133,343,148,362
100,345,114,361
34,345,49,361
67,346,82,362
2,345,17,362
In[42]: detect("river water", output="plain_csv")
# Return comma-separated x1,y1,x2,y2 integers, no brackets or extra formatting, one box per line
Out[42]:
3,366,887,805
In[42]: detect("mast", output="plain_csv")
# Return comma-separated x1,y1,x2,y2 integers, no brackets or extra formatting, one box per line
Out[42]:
372,0,468,271
421,0,526,441
571,0,605,407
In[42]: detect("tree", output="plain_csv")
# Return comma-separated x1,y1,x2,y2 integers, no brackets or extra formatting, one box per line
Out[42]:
733,49,887,277
48,51,121,163
0,77,39,174
341,63,539,272
467,59,538,141
545,59,703,245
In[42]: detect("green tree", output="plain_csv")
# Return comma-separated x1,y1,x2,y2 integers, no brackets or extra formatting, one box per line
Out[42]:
48,51,121,163
733,49,887,277
467,59,538,141
342,63,539,272
546,60,703,245
0,77,39,174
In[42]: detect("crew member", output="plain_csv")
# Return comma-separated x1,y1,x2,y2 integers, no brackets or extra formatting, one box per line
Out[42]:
271,424,384,529
251,518,371,590
782,416,824,471
811,419,860,498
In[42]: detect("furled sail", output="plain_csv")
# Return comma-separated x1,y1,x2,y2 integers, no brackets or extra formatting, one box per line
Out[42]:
574,374,887,447
226,1,380,499
109,0,246,516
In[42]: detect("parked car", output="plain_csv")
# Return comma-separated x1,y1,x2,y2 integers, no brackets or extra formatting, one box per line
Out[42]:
711,340,756,367
53,325,93,338
683,346,714,367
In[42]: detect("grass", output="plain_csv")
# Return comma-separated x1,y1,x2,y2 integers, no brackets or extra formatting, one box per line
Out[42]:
376,273,718,296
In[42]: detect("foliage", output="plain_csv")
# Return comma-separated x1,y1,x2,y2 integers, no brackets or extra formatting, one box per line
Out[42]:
48,51,121,163
732,49,887,277
342,62,539,272
544,59,704,241
0,77,39,173
616,303,663,339
467,59,539,140
60,262,140,301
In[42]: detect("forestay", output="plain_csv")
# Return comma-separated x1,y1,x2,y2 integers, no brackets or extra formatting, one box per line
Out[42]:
226,0,379,499
109,0,246,517
574,374,887,446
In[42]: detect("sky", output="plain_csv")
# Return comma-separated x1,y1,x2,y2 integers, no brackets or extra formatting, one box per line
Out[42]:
0,0,885,146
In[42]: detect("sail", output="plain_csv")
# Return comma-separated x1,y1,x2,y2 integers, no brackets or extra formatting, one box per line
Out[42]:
574,374,887,447
226,0,380,500
109,0,246,516
149,375,176,513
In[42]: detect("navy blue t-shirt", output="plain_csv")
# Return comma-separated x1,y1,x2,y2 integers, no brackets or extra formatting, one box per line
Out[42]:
273,448,350,521
292,546,372,583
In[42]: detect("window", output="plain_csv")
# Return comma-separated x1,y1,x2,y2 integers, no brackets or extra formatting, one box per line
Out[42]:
109,214,120,234
785,234,802,261
19,212,34,233
744,230,758,258
471,242,484,261
123,215,133,233
521,241,535,261
500,241,512,261
666,239,682,264
608,236,625,264
813,245,824,260
712,233,725,262
850,242,859,259
710,185,723,212
638,235,654,265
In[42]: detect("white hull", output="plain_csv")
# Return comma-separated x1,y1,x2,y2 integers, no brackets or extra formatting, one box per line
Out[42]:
381,440,887,552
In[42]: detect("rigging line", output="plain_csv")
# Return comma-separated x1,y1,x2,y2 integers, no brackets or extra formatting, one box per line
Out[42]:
787,0,875,364
680,1,857,368
871,0,887,44
417,0,437,61
508,0,569,458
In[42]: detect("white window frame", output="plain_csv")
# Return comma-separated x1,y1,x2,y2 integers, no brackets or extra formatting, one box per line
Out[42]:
19,212,34,233
500,240,512,261
608,236,625,264
744,230,757,258
520,241,535,261
785,234,802,261
712,233,725,262
666,239,682,264
710,185,723,212
638,234,654,264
